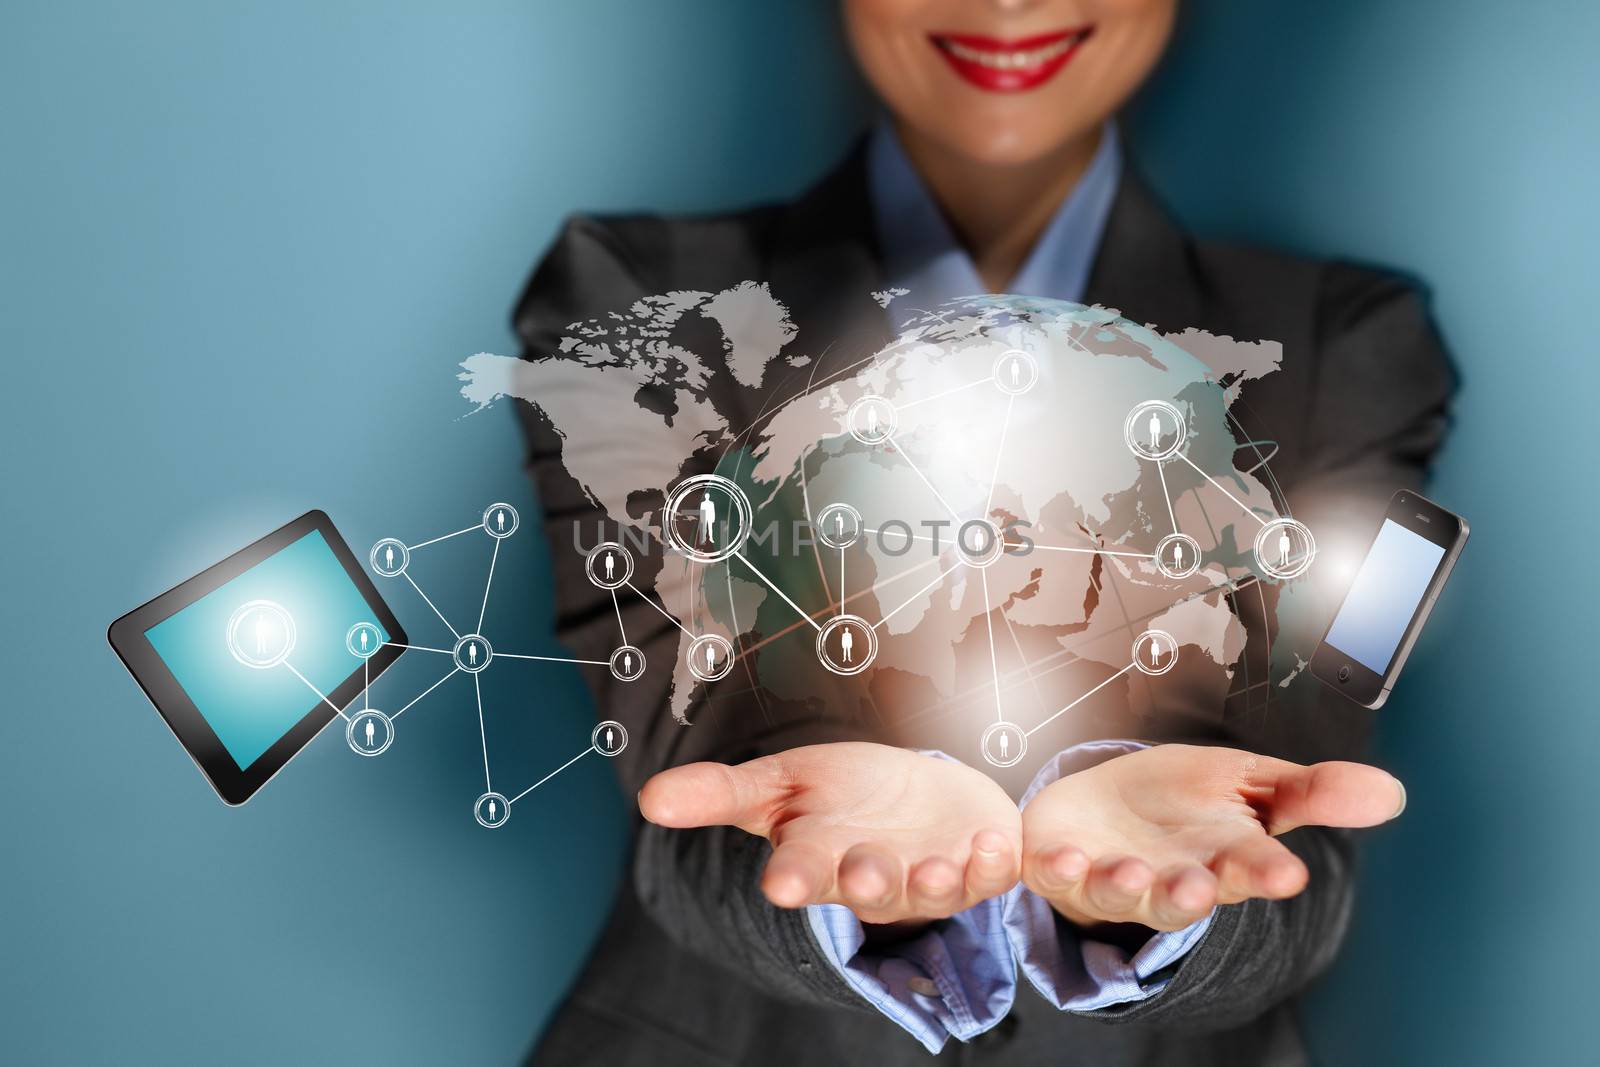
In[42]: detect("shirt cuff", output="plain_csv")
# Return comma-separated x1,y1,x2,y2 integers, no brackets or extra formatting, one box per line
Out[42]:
1003,739,1216,1011
804,751,1016,1054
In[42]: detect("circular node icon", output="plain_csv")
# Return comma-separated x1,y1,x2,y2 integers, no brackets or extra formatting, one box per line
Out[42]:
483,502,520,539
956,519,1006,569
1254,518,1316,581
980,721,1028,769
226,600,297,669
994,349,1038,396
1124,400,1187,461
687,633,736,682
815,502,863,550
474,791,510,828
370,538,409,577
609,645,646,682
1133,628,1178,676
592,720,629,756
347,709,394,756
661,474,753,564
1154,533,1202,580
346,621,383,660
816,614,877,676
453,634,493,674
585,540,634,589
847,394,897,446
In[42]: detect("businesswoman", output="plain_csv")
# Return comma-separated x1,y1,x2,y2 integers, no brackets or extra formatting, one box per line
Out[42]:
512,1,1451,1063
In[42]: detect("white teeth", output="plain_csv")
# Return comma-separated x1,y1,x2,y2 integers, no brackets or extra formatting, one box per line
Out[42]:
944,34,1081,71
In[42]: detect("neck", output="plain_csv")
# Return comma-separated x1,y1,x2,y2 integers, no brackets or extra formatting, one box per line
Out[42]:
894,124,1103,293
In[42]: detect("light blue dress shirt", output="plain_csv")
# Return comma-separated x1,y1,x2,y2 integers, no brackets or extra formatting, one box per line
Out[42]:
802,123,1213,1054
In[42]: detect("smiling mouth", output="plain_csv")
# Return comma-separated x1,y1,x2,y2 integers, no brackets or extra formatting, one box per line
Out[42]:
930,27,1094,92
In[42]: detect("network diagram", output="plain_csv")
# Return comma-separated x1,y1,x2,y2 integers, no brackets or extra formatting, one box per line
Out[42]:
634,346,1316,771
226,349,1315,825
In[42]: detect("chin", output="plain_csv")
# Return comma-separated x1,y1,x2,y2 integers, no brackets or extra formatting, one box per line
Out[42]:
931,117,1094,169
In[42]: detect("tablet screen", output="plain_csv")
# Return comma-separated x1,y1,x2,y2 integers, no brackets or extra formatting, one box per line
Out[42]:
144,529,390,771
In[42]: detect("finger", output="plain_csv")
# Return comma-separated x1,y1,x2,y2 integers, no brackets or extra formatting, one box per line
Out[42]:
1083,855,1154,918
638,758,784,835
1148,865,1218,930
1257,760,1406,836
838,843,907,918
761,839,835,909
907,856,965,919
1023,843,1090,897
1212,835,1307,902
963,829,1020,902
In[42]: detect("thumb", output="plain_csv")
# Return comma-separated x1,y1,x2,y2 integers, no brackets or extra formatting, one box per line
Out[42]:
638,758,785,836
1262,760,1407,836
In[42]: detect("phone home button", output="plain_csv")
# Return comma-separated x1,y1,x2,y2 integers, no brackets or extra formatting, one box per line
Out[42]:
1337,665,1352,683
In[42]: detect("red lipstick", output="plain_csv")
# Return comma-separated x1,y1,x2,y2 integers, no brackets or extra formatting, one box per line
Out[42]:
930,28,1093,93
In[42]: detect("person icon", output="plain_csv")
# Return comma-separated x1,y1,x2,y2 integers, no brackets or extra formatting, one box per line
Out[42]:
834,510,845,537
1148,637,1162,667
604,727,615,751
359,628,370,653
364,717,376,748
704,642,717,671
1148,409,1162,451
866,404,879,435
1278,528,1292,566
255,610,271,656
496,509,506,532
468,642,478,666
604,552,615,581
840,626,854,663
488,798,498,823
999,731,1010,760
697,491,717,545
1172,541,1184,570
623,652,633,676
384,544,395,571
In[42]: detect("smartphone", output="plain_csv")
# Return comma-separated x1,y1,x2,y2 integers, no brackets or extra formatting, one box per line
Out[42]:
1311,489,1468,709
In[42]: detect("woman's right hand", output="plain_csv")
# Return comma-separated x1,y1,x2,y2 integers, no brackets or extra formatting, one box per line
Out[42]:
639,742,1022,925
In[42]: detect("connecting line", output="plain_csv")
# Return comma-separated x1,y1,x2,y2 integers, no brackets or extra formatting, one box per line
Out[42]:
403,571,461,640
1175,452,1269,527
895,375,994,412
609,587,628,645
984,393,1015,519
623,580,696,639
406,523,484,551
732,550,823,632
391,666,461,721
981,568,1004,723
384,642,454,654
1025,661,1138,738
1156,460,1178,534
363,658,369,711
1029,544,1155,559
282,661,351,722
474,673,492,794
838,546,845,618
874,557,966,630
478,536,500,633
509,746,595,805
497,651,610,666
883,431,965,526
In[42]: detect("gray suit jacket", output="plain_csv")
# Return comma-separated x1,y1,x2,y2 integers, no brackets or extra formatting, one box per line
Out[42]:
511,146,1454,1065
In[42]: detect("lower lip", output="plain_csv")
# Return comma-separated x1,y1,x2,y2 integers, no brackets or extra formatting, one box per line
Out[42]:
931,31,1090,93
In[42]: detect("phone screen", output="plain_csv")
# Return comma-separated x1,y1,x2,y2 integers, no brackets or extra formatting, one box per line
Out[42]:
1321,519,1447,674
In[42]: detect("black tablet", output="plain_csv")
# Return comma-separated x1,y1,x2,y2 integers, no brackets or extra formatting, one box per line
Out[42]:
108,510,407,805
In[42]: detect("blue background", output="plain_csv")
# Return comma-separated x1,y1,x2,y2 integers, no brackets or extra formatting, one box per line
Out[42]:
2,2,1592,1064
145,529,389,770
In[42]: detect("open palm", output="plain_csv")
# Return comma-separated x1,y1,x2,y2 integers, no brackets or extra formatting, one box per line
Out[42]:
640,742,1022,925
1022,744,1406,931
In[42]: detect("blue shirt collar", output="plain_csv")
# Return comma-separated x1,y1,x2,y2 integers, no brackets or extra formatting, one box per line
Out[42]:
867,121,1122,308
